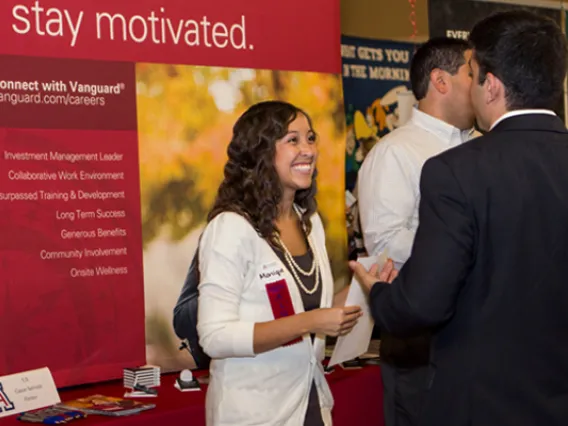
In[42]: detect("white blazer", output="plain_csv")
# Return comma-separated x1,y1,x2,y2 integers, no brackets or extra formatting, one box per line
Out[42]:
197,211,334,426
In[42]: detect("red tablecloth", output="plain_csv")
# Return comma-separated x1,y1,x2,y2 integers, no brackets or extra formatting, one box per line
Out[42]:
0,366,384,425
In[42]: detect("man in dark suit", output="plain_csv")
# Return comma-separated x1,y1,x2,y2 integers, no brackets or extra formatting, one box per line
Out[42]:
350,10,568,426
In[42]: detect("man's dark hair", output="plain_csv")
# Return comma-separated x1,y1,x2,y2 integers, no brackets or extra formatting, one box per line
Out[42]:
410,37,470,100
469,10,567,110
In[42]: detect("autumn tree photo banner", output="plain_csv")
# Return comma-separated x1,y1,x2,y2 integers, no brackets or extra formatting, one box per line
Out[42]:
0,0,345,388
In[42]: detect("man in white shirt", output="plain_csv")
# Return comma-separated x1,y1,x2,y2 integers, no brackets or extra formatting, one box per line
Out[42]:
357,37,478,426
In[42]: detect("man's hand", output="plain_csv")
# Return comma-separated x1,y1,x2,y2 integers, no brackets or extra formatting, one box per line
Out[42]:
349,259,399,293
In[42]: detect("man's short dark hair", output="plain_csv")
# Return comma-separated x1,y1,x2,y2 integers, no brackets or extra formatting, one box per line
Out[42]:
469,10,567,110
410,37,470,101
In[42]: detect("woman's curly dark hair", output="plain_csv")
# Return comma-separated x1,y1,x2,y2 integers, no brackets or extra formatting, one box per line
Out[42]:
207,100,318,244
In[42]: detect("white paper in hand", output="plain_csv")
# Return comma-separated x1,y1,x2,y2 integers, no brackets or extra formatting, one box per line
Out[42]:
328,251,388,367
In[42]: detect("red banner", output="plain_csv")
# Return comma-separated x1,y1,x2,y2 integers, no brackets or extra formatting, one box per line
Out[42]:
0,0,342,388
0,0,340,74
0,55,144,386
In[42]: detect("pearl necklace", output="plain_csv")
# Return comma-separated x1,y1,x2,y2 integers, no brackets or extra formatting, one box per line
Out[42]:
275,209,320,295
277,233,317,277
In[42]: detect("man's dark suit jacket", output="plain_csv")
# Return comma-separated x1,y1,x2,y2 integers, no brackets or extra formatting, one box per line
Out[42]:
370,113,568,426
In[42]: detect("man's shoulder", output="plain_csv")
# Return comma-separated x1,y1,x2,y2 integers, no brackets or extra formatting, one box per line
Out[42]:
381,122,428,144
365,123,428,157
420,134,486,183
438,125,529,159
434,131,488,162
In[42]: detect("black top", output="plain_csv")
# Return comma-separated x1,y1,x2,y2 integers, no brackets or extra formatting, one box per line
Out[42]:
273,246,324,426
273,248,322,312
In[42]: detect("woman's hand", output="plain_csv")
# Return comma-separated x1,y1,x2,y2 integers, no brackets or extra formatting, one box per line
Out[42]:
306,306,363,336
253,305,361,354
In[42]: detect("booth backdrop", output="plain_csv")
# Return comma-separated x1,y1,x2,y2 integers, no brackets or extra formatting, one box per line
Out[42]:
0,0,347,387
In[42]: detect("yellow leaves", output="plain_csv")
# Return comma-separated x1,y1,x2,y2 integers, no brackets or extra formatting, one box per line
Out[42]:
137,64,348,282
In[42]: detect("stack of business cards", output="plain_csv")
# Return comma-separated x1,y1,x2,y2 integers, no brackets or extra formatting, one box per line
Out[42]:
123,365,160,397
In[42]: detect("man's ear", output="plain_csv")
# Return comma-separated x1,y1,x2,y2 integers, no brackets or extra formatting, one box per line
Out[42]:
430,68,450,95
484,72,504,105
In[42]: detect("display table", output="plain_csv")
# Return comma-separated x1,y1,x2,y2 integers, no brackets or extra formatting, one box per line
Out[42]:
0,365,384,425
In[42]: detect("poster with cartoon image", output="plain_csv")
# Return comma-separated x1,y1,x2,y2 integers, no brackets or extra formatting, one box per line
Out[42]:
341,36,417,258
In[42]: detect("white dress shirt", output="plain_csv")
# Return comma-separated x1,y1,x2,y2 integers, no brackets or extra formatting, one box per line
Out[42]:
357,108,478,269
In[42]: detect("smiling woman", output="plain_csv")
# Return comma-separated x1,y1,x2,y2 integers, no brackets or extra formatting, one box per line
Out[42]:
187,101,360,426
206,102,319,244
274,114,318,194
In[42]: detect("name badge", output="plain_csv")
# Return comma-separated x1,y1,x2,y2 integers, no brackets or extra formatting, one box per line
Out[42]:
261,263,302,346
0,367,60,418
265,280,302,346
258,262,285,281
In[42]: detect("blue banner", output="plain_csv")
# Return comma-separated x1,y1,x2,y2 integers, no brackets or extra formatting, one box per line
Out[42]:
341,35,417,192
341,35,417,260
